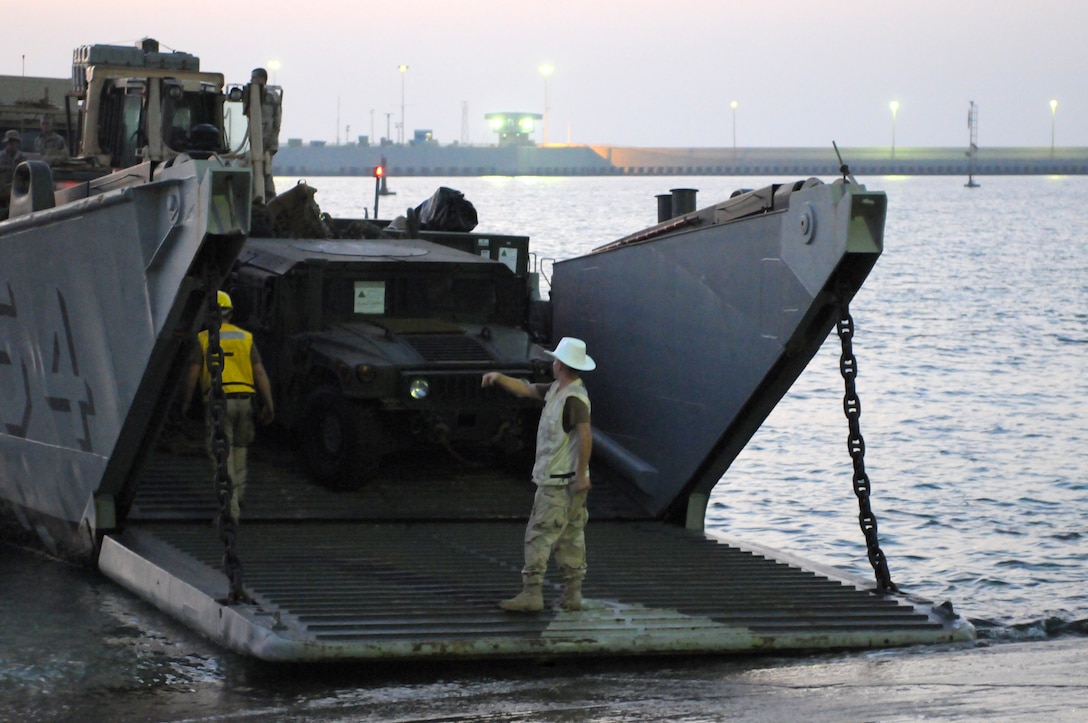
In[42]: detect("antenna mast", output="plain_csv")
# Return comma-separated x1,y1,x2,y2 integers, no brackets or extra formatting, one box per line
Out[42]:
965,101,980,188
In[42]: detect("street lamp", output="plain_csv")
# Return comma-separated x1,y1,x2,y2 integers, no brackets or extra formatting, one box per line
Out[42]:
398,64,408,145
730,100,738,154
538,64,554,144
267,59,280,84
1050,99,1058,157
889,100,899,160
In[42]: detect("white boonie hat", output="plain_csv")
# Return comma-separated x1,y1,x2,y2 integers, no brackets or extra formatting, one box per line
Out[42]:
546,337,596,371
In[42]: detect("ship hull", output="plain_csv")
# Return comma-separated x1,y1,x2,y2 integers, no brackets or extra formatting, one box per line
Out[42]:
0,158,249,558
550,179,885,520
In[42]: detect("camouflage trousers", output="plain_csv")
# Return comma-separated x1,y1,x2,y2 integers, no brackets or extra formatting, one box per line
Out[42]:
263,150,277,200
521,484,589,586
206,397,256,522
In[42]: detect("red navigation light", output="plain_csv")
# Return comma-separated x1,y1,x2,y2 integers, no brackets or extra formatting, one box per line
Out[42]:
373,165,384,178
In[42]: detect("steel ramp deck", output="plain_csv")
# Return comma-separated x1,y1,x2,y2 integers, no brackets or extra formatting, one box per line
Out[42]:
100,519,973,662
104,439,975,661
132,434,649,522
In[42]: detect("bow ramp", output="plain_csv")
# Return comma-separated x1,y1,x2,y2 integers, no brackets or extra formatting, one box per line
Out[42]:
100,446,972,662
97,177,974,661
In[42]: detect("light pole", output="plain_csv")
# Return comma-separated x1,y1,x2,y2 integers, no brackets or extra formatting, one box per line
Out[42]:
889,100,899,160
730,100,738,155
1050,99,1058,157
539,64,554,144
267,59,280,84
397,64,408,145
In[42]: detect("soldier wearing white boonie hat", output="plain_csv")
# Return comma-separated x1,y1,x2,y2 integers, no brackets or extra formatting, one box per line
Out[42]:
482,337,595,612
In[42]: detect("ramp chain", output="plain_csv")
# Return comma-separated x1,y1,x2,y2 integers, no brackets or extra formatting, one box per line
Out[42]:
837,305,896,592
204,286,251,604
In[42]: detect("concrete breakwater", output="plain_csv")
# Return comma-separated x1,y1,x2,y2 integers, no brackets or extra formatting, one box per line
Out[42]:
276,143,1088,177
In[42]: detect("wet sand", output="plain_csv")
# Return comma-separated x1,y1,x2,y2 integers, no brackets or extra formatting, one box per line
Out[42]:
8,632,1087,721
284,638,1088,722
221,638,1088,721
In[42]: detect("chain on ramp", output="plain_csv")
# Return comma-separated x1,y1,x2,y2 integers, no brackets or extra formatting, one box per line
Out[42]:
837,301,896,593
204,283,251,604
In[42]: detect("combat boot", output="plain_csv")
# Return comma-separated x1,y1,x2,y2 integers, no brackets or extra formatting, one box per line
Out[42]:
556,579,583,611
499,582,543,612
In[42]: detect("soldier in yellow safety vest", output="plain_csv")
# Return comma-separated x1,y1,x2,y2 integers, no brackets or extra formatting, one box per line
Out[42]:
183,291,274,522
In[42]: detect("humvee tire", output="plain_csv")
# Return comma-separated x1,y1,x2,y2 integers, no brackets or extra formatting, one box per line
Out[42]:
301,387,381,490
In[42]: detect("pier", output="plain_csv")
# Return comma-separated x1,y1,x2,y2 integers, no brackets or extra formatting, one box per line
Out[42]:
276,143,1088,178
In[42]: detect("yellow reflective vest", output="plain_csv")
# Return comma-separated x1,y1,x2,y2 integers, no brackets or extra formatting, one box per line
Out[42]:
197,323,257,395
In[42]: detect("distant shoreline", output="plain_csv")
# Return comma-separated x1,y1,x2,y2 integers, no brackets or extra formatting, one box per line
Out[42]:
277,144,1088,177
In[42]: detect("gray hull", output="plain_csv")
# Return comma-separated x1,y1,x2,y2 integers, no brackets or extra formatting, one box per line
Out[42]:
0,158,249,557
550,179,885,520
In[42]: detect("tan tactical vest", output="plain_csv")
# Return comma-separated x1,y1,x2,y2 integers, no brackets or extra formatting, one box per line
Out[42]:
531,379,591,486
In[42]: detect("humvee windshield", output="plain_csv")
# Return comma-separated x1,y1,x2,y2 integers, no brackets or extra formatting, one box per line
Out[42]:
323,273,499,324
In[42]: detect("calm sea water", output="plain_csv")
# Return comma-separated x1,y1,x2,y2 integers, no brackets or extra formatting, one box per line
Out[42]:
2,173,1085,719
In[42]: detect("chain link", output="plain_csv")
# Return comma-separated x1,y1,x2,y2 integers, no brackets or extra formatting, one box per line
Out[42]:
837,306,897,593
205,287,251,605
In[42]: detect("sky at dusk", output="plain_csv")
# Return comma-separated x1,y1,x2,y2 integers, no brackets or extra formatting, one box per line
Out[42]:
4,1,1086,149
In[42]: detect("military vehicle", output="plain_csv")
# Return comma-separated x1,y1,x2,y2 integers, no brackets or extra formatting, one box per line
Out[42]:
1,38,278,209
231,188,548,488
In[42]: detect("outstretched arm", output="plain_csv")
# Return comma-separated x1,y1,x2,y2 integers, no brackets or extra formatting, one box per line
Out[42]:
481,372,544,400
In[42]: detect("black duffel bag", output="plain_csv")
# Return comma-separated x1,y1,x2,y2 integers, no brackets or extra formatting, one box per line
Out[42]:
414,186,478,232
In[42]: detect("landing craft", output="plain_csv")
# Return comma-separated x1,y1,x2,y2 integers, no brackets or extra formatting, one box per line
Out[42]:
0,39,974,661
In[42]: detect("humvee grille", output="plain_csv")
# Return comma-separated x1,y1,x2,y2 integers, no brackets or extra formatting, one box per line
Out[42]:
404,335,493,363
428,374,507,400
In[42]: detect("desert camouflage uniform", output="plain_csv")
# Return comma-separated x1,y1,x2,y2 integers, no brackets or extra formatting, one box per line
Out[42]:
0,135,27,204
521,379,591,586
256,85,281,199
34,131,69,164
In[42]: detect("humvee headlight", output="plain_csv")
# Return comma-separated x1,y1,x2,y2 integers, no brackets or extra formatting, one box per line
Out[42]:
408,377,430,400
355,364,376,383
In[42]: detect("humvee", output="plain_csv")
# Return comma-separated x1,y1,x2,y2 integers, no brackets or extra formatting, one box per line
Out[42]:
230,213,549,489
